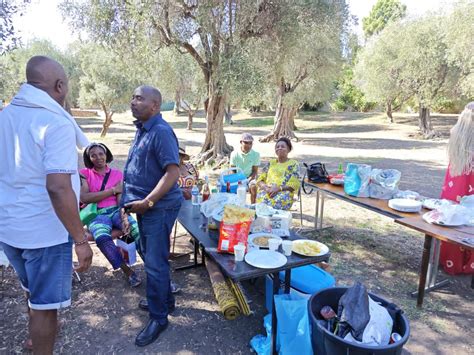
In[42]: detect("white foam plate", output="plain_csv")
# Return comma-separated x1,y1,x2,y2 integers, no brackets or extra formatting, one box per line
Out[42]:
422,198,454,210
388,199,422,213
244,250,287,269
248,233,282,248
292,240,329,257
422,211,466,226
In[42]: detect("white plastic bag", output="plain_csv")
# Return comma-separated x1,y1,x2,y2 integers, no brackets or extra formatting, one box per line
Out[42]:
344,296,393,346
369,169,401,200
199,193,240,218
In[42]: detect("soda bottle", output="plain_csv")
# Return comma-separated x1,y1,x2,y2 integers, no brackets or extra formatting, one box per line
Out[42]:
191,183,199,205
337,163,344,175
226,181,231,193
202,176,210,202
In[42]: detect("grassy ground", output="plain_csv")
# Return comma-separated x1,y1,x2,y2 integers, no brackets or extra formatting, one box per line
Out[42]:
1,109,472,354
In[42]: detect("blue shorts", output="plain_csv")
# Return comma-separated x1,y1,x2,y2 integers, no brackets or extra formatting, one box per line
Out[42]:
0,238,73,310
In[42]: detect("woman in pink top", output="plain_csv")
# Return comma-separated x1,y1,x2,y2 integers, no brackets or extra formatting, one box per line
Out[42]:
439,102,474,275
80,143,141,287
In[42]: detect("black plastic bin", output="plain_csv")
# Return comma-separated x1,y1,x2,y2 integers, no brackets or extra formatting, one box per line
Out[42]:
308,287,410,355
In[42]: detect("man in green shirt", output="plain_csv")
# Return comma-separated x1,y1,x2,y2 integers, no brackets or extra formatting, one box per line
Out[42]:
230,133,260,203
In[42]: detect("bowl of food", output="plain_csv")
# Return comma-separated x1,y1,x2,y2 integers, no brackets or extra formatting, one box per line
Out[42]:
248,233,282,248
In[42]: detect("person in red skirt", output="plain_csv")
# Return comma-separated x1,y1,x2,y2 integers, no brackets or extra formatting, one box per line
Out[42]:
439,102,474,275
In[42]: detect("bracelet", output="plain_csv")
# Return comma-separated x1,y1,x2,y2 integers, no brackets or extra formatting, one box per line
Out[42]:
74,234,89,246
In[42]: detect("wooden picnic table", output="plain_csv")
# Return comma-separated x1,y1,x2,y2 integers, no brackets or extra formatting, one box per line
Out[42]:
303,180,474,307
175,199,331,355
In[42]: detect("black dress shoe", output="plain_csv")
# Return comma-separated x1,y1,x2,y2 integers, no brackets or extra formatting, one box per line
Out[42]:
135,319,168,347
138,299,175,314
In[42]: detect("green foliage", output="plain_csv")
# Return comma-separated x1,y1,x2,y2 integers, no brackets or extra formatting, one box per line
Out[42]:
355,2,473,117
77,44,137,115
0,39,80,104
332,66,376,112
362,0,407,38
353,21,406,109
247,0,349,109
0,0,30,54
443,1,474,98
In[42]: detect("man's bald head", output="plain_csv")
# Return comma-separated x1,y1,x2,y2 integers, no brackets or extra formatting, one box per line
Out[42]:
26,56,69,106
131,85,162,122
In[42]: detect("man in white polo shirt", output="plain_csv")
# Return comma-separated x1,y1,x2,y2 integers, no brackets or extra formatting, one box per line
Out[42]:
0,56,93,353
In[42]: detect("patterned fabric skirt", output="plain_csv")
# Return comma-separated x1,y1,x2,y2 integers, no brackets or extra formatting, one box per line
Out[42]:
256,190,294,211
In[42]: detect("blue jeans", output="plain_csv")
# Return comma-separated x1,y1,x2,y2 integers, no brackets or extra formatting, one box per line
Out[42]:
137,203,181,324
0,238,73,310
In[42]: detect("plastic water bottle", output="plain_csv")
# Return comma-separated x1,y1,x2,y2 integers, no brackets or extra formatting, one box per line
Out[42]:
191,183,199,205
237,181,246,206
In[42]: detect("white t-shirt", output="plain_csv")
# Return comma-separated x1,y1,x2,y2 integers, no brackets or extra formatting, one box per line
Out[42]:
0,100,80,249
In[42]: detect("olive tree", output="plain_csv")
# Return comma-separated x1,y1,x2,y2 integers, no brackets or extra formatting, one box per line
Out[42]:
78,44,138,137
61,0,282,165
253,0,348,142
353,22,407,122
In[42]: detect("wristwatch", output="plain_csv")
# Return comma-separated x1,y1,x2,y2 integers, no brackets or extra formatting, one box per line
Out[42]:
145,198,154,208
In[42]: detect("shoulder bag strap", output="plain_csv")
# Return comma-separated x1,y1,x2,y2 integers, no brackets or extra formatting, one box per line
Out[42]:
99,171,112,192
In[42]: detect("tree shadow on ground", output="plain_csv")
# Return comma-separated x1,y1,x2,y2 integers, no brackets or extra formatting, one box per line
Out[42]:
298,111,381,122
298,123,392,134
299,137,439,150
393,114,457,138
1,248,267,354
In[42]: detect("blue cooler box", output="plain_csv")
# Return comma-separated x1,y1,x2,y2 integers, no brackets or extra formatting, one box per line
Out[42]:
219,168,247,193
265,264,335,313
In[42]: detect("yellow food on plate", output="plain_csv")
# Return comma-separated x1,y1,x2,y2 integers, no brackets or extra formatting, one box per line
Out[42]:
222,205,255,224
293,241,322,256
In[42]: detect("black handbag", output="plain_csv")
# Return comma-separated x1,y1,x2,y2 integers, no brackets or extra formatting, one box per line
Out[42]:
304,162,329,183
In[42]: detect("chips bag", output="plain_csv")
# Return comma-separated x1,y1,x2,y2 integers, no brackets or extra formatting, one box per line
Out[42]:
218,205,254,254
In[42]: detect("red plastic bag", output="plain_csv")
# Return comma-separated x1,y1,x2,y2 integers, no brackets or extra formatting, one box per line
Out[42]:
218,220,252,254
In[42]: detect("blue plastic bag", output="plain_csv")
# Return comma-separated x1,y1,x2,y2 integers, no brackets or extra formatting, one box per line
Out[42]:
274,293,313,355
250,293,312,355
250,314,272,355
344,163,371,197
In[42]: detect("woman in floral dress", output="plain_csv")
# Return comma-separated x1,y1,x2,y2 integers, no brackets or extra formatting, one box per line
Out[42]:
256,137,300,210
439,102,474,275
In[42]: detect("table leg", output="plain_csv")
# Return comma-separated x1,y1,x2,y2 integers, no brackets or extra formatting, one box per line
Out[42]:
284,269,291,294
175,238,205,271
411,238,450,298
271,271,280,355
320,192,325,229
417,234,432,308
315,190,320,229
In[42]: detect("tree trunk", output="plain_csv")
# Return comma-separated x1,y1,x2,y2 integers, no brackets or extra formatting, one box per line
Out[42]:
386,101,394,123
100,106,113,137
260,92,298,142
187,111,193,130
224,103,233,125
418,105,436,138
197,89,232,166
174,90,181,115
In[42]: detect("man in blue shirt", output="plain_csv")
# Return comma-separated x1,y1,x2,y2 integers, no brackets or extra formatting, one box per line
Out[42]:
122,85,183,347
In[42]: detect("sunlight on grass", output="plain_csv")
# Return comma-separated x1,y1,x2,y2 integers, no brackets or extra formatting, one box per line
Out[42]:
233,116,274,127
